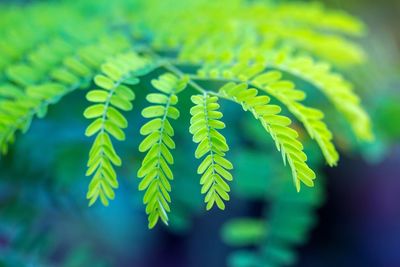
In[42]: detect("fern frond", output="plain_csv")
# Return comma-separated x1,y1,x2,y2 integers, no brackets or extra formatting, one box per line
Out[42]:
85,52,149,207
0,84,67,154
189,94,233,210
269,53,373,141
196,57,371,145
0,37,130,154
0,84,24,100
268,2,365,36
160,1,365,66
219,83,316,191
252,71,339,166
260,179,323,267
142,0,371,143
223,178,324,267
137,73,188,228
197,64,339,166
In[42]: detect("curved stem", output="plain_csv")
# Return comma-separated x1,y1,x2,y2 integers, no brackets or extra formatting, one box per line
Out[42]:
134,44,227,98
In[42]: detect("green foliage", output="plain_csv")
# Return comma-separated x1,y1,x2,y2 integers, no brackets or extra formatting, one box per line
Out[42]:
222,218,267,247
221,145,324,267
85,52,147,206
220,83,316,191
198,66,339,166
255,72,339,166
0,37,130,154
137,73,188,228
190,94,233,210
0,0,373,232
272,54,373,141
224,182,323,267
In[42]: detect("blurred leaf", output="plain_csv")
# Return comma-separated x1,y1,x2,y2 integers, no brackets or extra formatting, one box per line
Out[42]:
221,218,267,246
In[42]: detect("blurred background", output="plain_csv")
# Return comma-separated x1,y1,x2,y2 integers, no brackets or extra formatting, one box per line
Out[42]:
0,0,399,267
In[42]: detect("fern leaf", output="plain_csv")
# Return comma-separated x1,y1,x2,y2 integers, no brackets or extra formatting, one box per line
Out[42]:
197,64,339,166
85,52,148,207
270,54,373,141
0,37,131,155
270,3,365,36
252,71,339,166
0,84,66,154
219,83,316,191
0,84,25,100
138,72,188,229
260,179,324,267
189,94,233,210
223,177,323,267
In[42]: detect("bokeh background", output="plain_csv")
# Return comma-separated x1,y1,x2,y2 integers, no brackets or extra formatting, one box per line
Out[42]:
0,0,399,267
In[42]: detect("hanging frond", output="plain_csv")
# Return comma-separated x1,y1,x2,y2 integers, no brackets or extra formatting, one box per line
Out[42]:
189,94,233,210
254,73,338,166
0,37,131,154
269,53,373,141
137,73,188,228
223,177,324,267
85,52,149,206
219,82,316,191
197,64,339,166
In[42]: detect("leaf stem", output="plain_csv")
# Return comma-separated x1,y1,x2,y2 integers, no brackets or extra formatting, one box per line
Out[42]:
134,44,227,97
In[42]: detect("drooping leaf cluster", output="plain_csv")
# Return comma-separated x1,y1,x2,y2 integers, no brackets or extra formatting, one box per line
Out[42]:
137,73,187,228
0,0,372,230
190,94,234,210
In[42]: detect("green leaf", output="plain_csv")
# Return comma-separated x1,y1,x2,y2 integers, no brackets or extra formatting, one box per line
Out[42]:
122,77,140,85
104,121,125,140
85,118,103,136
140,118,163,135
84,104,104,119
86,90,109,103
94,75,115,90
220,83,316,191
84,52,144,207
137,72,188,228
146,93,172,104
101,63,123,81
190,94,233,210
106,107,127,128
110,94,133,111
142,106,165,118
116,85,135,101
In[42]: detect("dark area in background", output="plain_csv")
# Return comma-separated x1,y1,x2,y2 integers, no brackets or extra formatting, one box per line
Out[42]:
297,148,400,267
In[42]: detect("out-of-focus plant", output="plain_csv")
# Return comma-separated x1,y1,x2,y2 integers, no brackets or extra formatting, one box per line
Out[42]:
220,116,326,267
0,0,377,266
